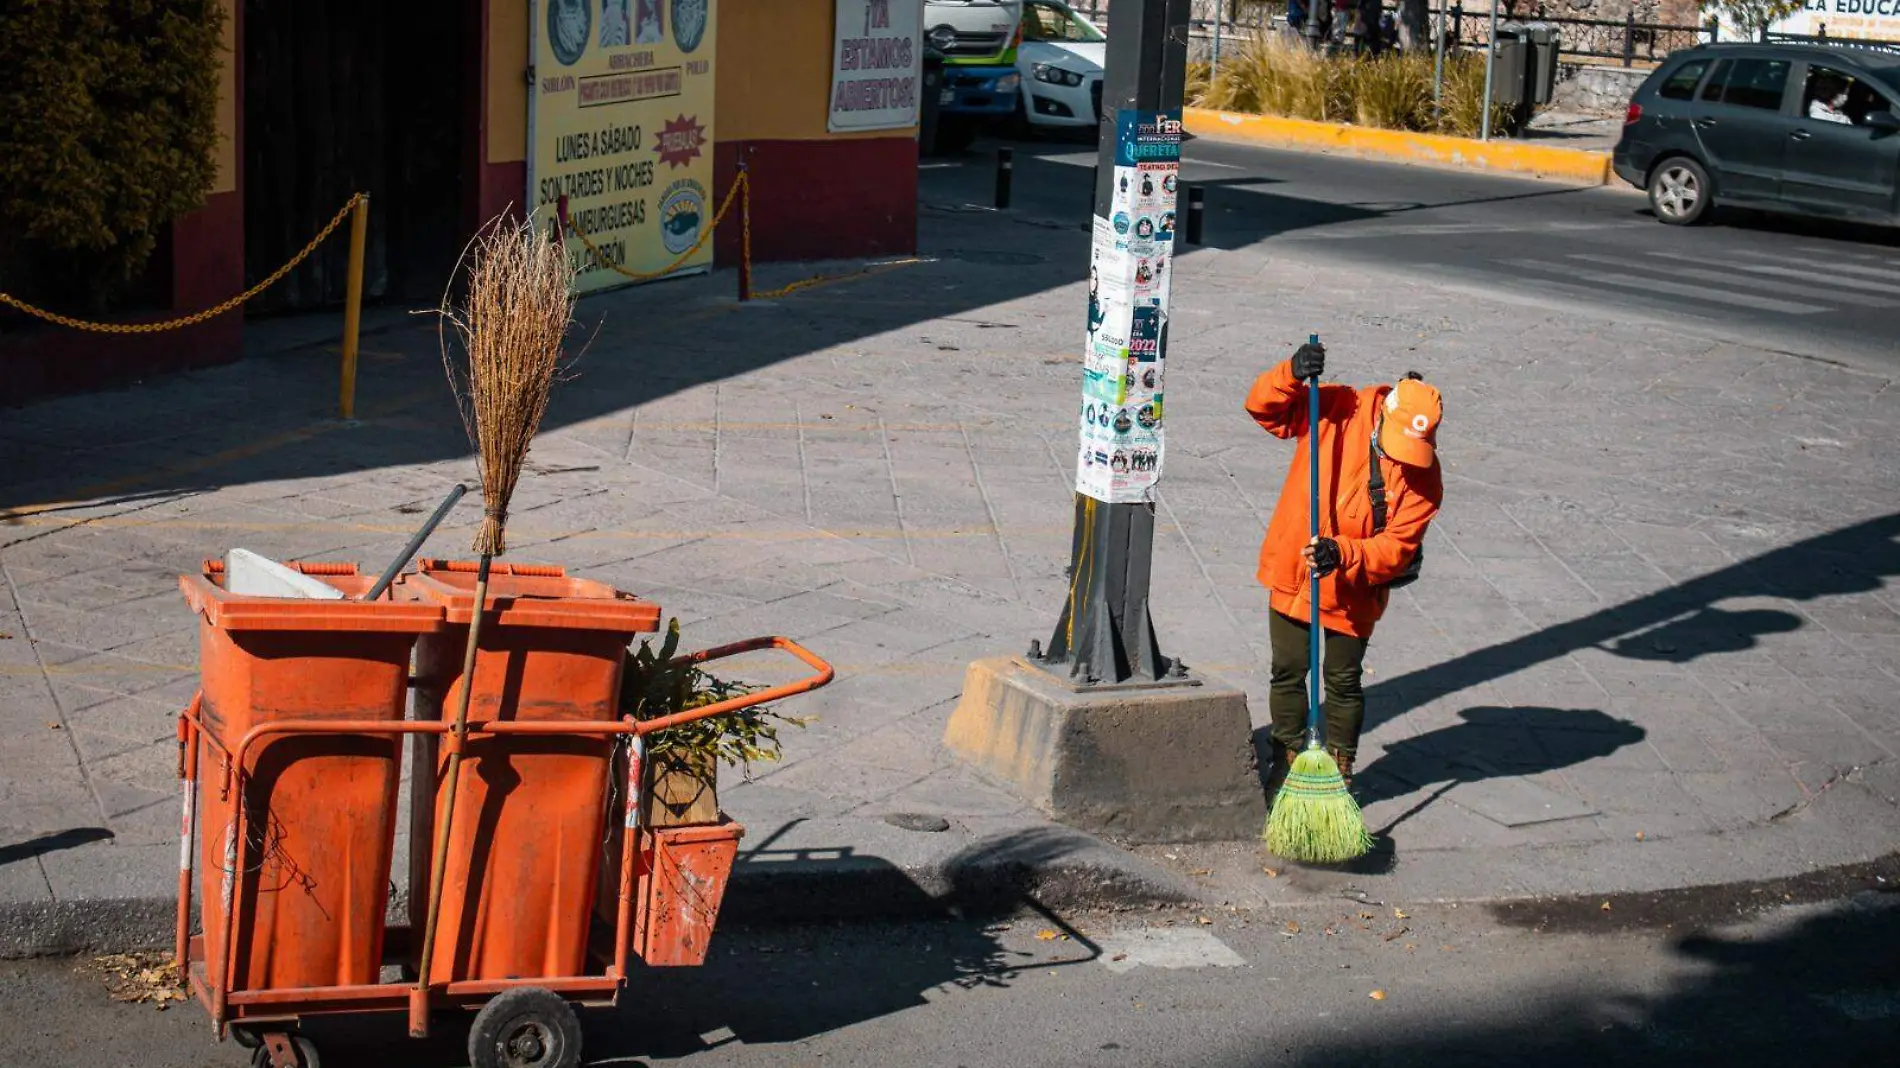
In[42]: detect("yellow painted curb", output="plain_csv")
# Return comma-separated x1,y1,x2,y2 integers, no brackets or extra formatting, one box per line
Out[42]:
1184,107,1614,186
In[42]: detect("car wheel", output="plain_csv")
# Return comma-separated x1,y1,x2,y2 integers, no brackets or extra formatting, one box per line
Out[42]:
1649,157,1711,226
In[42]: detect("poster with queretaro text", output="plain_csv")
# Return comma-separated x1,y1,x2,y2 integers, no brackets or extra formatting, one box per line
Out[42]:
532,0,718,294
829,0,923,133
1077,110,1180,504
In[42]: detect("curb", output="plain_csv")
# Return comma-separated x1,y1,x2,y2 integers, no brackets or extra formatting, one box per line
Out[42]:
1183,106,1614,185
0,826,1202,959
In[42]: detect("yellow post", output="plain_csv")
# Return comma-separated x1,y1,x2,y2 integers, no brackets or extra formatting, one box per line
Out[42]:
339,194,370,420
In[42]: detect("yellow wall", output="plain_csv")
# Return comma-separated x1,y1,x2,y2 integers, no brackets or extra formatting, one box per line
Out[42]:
213,0,236,193
488,0,529,163
480,0,917,157
717,0,914,142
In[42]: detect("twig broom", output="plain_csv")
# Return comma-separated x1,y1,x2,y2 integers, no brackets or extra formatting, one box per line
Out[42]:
1265,335,1373,865
410,217,576,1035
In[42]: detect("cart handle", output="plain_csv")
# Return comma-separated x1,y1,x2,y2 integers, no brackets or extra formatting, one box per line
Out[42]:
633,636,834,737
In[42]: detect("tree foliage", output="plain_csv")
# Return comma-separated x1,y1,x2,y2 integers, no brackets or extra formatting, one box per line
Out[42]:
1709,0,1805,39
0,0,225,291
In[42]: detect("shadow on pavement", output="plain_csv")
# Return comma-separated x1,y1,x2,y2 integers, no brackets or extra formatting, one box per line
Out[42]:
1364,510,1900,734
295,830,1106,1066
3,145,1624,513
1356,706,1645,828
0,827,114,867
1255,891,1900,1068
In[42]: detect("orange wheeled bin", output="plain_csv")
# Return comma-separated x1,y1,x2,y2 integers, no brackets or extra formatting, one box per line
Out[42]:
399,560,662,983
176,561,441,998
173,557,833,1068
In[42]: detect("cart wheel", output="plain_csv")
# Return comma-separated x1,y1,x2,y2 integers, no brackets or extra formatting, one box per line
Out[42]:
467,987,582,1068
248,1036,320,1068
231,1026,262,1049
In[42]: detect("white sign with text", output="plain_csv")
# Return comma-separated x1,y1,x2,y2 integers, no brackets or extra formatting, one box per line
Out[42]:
829,0,924,132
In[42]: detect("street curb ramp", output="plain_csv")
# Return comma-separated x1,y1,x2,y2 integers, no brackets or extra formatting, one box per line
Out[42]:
1184,106,1615,186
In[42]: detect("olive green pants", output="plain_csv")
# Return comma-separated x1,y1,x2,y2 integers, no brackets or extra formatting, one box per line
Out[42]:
1268,610,1370,758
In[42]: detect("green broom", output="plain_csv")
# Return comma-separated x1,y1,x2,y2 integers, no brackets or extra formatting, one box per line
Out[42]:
1265,335,1373,864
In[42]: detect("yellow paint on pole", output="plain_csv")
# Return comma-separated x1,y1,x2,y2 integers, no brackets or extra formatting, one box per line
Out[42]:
339,195,370,420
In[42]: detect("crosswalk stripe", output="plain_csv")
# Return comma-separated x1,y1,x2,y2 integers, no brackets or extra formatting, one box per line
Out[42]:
1504,259,1828,314
1463,271,1723,325
1726,247,1900,284
1567,253,1896,307
1645,251,1900,296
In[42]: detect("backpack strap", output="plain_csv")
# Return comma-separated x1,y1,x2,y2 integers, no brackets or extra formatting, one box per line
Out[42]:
1368,421,1389,534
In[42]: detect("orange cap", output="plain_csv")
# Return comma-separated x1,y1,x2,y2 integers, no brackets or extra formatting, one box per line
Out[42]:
1380,378,1441,467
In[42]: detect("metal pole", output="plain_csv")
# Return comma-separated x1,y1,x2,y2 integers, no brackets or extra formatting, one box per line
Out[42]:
1480,0,1498,141
1433,4,1446,123
1212,1,1225,77
338,194,369,420
1185,185,1204,245
1040,0,1189,686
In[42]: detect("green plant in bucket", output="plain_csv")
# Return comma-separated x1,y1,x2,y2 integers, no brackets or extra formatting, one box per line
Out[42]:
620,618,810,775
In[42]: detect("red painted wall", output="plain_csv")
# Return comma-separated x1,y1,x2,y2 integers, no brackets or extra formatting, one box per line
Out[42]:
713,137,918,267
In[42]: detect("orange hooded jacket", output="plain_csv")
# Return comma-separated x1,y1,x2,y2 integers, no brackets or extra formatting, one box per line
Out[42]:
1245,360,1443,638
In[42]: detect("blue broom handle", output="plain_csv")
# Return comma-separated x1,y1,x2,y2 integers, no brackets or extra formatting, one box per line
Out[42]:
1306,333,1322,746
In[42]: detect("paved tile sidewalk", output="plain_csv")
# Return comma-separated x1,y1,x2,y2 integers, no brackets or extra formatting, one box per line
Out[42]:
2,168,1897,950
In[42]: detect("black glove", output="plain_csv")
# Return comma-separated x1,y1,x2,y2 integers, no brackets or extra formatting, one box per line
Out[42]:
1305,536,1341,578
1291,342,1326,382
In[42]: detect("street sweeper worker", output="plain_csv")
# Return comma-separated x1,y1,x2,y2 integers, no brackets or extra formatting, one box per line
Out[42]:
1245,341,1444,790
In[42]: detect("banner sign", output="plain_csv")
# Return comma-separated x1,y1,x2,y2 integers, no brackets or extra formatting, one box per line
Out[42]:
1076,110,1181,505
531,0,718,294
1772,1,1900,40
829,0,924,132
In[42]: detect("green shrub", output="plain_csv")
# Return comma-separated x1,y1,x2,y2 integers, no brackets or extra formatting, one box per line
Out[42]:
0,1,225,299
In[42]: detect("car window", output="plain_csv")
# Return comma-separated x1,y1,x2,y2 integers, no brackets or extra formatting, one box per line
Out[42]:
1719,58,1791,111
1803,64,1896,126
1023,2,1105,44
1658,59,1710,101
1700,59,1731,102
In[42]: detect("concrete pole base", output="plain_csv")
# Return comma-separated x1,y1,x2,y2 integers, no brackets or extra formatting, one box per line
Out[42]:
943,657,1267,844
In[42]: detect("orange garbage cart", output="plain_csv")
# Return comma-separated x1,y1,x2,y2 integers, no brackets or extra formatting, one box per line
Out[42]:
399,560,661,985
174,559,833,1068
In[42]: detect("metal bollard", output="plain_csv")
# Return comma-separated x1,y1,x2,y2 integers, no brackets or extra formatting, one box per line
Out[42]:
737,160,752,302
995,147,1013,210
338,194,370,421
1185,185,1205,246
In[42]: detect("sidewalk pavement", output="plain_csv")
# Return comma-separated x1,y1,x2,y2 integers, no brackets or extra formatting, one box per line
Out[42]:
2,163,1897,955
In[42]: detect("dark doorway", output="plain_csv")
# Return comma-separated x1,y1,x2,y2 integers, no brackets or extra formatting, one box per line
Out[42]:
242,0,474,313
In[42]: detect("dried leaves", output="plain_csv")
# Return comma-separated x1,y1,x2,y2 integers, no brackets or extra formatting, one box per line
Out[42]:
84,953,185,1009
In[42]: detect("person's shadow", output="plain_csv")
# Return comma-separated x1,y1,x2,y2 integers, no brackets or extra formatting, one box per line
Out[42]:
1355,706,1648,834
1606,606,1803,663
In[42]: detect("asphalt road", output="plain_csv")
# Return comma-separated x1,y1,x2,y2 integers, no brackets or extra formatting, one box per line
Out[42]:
925,134,1900,373
6,882,1895,1068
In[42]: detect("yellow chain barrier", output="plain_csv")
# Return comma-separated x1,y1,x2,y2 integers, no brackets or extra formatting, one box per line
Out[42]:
567,173,747,282
0,193,368,335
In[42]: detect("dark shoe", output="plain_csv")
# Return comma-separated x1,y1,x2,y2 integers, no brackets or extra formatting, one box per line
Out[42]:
1327,745,1356,791
1265,745,1301,802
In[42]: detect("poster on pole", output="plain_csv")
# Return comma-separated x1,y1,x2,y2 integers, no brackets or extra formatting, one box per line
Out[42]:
1076,110,1181,505
530,0,719,295
828,0,924,132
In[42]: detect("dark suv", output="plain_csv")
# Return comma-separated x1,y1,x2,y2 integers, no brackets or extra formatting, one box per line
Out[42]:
1613,42,1900,225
